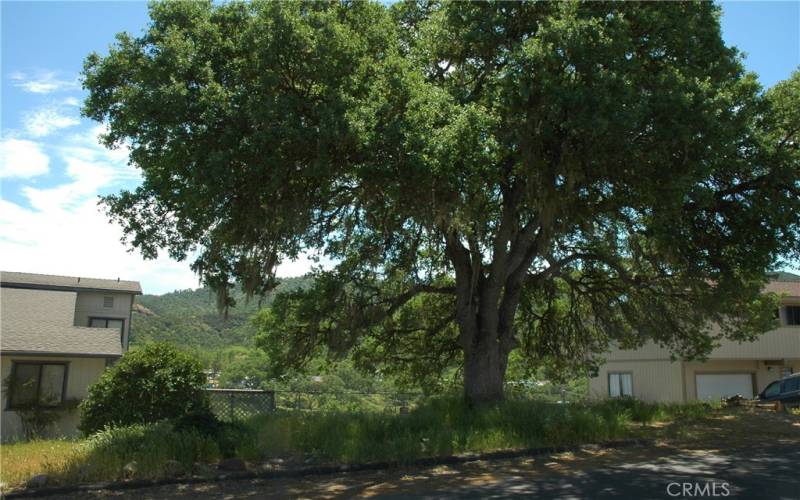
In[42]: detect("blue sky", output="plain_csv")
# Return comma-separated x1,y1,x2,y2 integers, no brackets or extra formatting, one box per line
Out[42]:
1,1,799,294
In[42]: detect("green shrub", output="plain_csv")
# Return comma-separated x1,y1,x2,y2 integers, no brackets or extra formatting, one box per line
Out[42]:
172,409,224,437
79,343,209,435
173,410,253,458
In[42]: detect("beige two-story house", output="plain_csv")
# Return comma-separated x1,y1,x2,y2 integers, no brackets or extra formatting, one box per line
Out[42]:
0,271,142,441
589,272,800,402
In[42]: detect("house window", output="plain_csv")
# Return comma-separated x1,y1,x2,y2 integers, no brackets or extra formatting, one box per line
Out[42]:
89,317,125,344
785,306,800,326
8,362,67,409
103,296,114,308
608,372,633,398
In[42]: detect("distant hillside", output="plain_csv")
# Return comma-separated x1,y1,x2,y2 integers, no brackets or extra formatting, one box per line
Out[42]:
130,276,313,350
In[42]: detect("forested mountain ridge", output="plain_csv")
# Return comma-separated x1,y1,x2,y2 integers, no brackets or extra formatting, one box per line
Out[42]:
127,274,583,398
130,276,313,350
127,274,409,396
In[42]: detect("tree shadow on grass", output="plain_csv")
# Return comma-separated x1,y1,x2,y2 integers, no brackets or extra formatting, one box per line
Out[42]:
75,444,799,500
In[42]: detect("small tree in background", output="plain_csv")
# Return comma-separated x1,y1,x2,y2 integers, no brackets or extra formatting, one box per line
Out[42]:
79,343,208,435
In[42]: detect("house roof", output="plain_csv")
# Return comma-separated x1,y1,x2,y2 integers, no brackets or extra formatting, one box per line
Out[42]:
1,326,124,358
765,271,800,297
0,271,142,295
769,271,800,282
1,287,123,357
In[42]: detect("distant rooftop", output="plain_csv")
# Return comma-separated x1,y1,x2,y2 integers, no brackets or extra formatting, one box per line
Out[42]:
764,271,800,297
0,271,142,294
768,271,800,283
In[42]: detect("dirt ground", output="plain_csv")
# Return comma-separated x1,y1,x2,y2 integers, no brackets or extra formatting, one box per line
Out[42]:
65,407,799,500
650,404,800,449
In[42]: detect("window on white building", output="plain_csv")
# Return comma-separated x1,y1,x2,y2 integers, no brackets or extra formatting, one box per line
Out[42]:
609,372,633,398
785,306,800,326
8,362,67,408
89,317,125,345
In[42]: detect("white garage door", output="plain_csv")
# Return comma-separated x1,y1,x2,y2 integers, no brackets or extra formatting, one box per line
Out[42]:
696,374,753,401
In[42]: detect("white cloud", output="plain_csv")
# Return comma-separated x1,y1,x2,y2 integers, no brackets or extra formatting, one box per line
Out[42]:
11,71,79,94
0,197,201,295
0,123,197,294
0,122,317,295
0,138,50,178
0,125,199,295
18,124,139,211
23,106,80,137
71,124,132,160
56,125,139,183
277,252,331,278
0,192,318,294
22,157,112,212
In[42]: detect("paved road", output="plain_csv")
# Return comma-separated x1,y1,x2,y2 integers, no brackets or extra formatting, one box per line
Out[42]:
78,443,799,499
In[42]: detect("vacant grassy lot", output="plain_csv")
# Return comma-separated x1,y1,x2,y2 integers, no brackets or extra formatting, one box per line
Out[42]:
72,412,800,500
0,397,712,492
0,440,79,490
0,424,221,489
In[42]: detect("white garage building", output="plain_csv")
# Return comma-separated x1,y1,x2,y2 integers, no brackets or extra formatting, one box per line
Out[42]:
589,273,800,402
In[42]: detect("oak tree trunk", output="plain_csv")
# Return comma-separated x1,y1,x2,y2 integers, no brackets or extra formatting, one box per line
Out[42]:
453,276,522,405
446,228,527,406
463,330,509,404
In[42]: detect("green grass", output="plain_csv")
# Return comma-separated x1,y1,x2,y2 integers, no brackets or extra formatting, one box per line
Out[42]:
596,397,715,425
242,397,638,463
0,440,79,489
0,397,714,490
0,424,221,489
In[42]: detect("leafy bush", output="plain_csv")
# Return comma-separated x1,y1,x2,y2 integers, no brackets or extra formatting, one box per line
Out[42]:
172,409,224,437
172,410,252,458
79,343,209,435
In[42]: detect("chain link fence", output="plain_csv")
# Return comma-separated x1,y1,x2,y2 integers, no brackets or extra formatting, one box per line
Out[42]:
505,381,587,403
206,388,276,421
272,390,424,413
206,383,584,421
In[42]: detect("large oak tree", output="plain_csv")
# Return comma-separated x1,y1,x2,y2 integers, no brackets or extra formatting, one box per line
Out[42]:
85,1,799,403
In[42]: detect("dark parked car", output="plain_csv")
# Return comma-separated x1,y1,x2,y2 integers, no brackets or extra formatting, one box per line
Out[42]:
758,373,800,410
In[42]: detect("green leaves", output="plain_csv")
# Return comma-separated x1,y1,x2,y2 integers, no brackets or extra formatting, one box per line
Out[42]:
86,1,395,299
85,1,799,391
79,343,208,435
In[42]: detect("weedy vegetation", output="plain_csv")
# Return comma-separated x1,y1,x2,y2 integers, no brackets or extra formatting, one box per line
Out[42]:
1,397,714,490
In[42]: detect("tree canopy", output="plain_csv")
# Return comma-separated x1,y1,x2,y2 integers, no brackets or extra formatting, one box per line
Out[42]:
84,0,799,402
